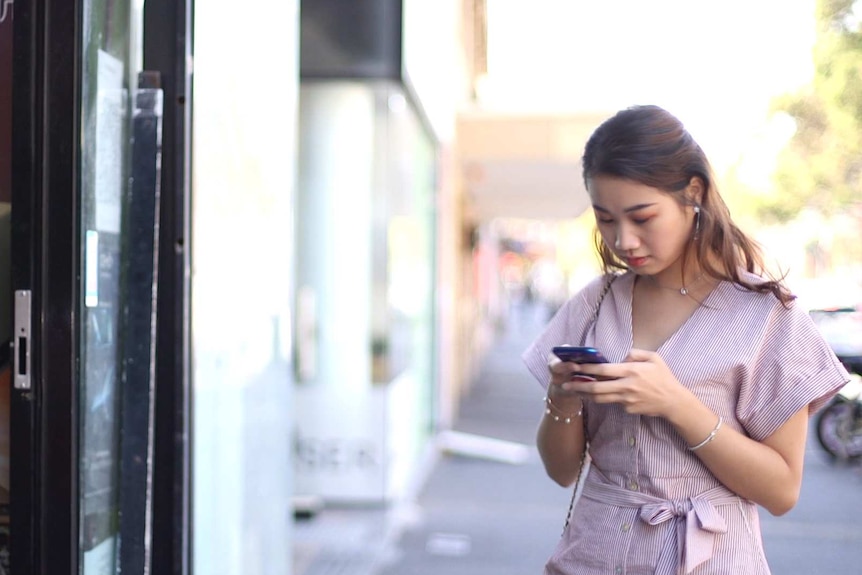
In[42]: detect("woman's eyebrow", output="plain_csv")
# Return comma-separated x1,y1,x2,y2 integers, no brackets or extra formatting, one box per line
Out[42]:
592,203,657,214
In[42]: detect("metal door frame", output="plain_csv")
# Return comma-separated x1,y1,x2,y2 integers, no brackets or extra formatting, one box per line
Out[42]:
11,0,81,572
144,2,194,574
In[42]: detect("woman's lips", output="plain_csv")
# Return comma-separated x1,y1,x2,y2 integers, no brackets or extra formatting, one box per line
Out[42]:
626,256,648,267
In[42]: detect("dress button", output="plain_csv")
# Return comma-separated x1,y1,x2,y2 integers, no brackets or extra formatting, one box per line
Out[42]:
621,522,631,532
615,566,623,574
628,436,636,447
628,482,639,491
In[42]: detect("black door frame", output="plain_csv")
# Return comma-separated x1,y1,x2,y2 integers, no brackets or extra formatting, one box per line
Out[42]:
10,0,193,573
11,0,81,573
144,1,194,574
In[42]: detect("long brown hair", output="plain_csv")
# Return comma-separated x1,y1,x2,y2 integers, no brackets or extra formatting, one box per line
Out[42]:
582,105,794,305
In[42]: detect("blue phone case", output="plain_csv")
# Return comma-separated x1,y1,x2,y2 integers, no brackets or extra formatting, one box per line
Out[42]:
552,346,608,364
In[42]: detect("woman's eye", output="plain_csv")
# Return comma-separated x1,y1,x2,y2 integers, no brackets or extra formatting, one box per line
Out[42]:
633,217,651,225
597,218,614,225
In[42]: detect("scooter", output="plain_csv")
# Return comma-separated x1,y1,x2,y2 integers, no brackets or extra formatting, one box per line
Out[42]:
808,307,862,462
815,365,862,462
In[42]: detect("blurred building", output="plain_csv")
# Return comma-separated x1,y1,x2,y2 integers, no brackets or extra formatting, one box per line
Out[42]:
0,0,610,574
292,0,473,507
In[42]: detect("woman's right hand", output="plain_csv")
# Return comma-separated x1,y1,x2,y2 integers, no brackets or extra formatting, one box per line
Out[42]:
540,353,588,486
547,353,589,404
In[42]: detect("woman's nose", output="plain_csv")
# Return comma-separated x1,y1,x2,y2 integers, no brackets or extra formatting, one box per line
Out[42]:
614,225,639,251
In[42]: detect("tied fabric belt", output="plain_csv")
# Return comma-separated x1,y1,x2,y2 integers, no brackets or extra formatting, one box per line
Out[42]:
582,480,742,574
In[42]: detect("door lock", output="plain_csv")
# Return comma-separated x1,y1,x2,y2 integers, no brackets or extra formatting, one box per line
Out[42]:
14,290,31,390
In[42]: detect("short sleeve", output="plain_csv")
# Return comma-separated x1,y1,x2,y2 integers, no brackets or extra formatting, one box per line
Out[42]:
737,298,850,441
521,275,609,390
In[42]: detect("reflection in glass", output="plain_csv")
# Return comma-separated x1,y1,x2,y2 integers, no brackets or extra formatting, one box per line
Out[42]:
78,0,142,571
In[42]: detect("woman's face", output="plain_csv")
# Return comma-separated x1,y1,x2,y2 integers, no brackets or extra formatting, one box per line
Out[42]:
587,175,695,277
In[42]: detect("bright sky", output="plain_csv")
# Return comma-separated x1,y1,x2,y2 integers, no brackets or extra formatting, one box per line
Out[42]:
480,0,817,173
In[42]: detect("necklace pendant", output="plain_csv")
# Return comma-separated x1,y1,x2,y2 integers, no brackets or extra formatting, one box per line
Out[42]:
679,287,688,295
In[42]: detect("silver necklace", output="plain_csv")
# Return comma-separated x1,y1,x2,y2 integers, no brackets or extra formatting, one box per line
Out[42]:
649,273,704,296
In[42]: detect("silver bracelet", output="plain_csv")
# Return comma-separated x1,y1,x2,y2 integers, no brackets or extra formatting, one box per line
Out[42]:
688,416,723,451
543,395,583,424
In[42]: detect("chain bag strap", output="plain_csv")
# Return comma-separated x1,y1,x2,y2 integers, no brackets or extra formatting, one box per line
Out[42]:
562,273,616,533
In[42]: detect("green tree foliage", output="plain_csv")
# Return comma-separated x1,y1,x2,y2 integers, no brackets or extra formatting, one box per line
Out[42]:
765,0,862,221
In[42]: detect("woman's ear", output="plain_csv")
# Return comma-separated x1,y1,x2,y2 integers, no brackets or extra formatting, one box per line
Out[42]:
686,177,705,207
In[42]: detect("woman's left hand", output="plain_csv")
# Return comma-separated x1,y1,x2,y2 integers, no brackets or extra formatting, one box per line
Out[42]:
560,348,693,418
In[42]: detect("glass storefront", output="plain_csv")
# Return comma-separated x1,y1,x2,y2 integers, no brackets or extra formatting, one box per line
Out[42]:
295,80,437,503
373,87,437,498
78,0,143,570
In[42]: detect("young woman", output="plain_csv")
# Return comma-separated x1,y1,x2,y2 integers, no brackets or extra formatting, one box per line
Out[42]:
522,105,848,575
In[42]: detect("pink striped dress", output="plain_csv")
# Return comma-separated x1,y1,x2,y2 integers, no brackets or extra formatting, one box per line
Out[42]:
523,271,849,575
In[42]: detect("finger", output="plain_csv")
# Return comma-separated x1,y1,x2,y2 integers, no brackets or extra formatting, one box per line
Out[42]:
550,361,584,378
549,379,584,398
576,379,629,398
561,379,590,393
563,375,628,394
561,377,609,393
626,348,655,362
547,354,569,379
550,364,572,377
570,362,614,379
558,374,597,389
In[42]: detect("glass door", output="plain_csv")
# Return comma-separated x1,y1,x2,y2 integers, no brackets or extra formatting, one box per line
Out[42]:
78,1,143,571
10,0,159,573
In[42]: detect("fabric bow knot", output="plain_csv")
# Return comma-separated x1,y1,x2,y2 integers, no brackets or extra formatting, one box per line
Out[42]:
639,496,728,574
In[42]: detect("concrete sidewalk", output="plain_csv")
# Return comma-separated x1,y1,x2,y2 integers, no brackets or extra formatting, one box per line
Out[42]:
293,300,564,575
375,302,569,575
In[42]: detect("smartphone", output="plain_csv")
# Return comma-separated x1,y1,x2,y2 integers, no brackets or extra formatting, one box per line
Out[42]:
552,346,608,364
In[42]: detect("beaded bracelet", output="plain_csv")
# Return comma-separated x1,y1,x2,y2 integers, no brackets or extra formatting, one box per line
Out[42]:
543,395,583,424
688,416,723,451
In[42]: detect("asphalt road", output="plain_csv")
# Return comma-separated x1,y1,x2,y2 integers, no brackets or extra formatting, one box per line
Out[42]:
761,436,862,574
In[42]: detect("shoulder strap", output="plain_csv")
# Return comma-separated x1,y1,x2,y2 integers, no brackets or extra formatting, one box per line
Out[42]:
594,274,615,315
580,273,616,346
563,273,616,533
